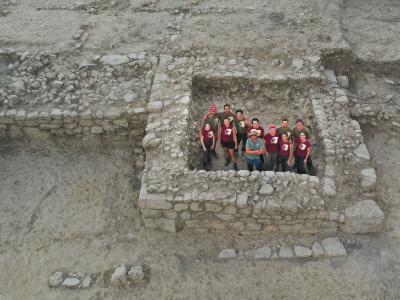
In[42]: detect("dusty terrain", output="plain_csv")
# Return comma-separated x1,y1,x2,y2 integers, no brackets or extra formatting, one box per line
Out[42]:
1,0,400,299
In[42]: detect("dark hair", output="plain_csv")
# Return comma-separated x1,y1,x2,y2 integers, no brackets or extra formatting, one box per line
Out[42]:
295,118,303,124
236,109,243,114
282,132,288,137
251,118,259,123
282,118,288,122
224,104,230,108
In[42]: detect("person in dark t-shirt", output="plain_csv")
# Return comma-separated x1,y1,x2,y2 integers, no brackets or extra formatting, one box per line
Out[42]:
234,109,251,160
278,132,292,172
202,104,220,158
220,118,238,171
277,118,293,138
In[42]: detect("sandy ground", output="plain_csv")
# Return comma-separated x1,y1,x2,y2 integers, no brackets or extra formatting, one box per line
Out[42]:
0,135,399,299
1,0,400,299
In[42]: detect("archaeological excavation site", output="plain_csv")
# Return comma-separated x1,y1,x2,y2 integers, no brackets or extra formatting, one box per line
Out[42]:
1,0,400,299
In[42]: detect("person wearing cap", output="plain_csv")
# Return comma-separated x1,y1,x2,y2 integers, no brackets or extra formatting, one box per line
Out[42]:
264,124,280,171
199,122,215,171
220,118,238,171
202,104,220,158
245,129,264,172
247,118,265,163
292,119,315,175
234,109,251,160
277,118,293,138
293,132,311,174
278,132,292,172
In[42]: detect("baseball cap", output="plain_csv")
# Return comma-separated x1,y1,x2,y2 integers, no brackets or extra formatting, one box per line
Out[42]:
269,124,277,129
249,129,258,135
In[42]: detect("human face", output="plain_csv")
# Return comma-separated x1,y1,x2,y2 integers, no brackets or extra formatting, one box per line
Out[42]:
296,121,304,130
251,134,257,141
282,120,288,128
223,119,230,127
269,128,276,135
205,123,211,131
300,133,306,142
236,111,243,119
282,134,288,142
224,106,230,113
252,121,260,129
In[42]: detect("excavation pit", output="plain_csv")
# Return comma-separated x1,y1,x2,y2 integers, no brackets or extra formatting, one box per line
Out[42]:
188,75,323,172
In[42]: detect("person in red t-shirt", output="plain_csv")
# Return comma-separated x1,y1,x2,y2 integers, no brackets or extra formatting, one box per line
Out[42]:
220,118,238,171
278,132,292,172
199,122,215,171
293,132,311,174
264,124,280,171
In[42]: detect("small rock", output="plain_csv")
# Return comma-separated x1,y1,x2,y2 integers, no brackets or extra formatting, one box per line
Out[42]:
218,248,237,259
237,170,250,177
127,265,146,283
279,246,294,259
324,70,337,84
312,242,325,257
81,276,92,288
343,200,384,233
293,245,312,258
360,168,377,191
337,75,349,88
62,277,81,289
254,246,272,260
353,143,370,160
259,184,274,195
321,237,347,256
110,266,128,287
123,93,136,103
48,271,64,287
100,54,129,66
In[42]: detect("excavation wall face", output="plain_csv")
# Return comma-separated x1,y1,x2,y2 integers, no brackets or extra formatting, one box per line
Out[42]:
188,76,322,170
139,55,384,234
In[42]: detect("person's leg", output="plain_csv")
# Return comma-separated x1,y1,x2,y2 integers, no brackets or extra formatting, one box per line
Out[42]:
265,153,273,171
254,159,263,172
307,156,316,175
295,156,306,174
202,148,208,169
211,132,219,158
271,153,279,171
247,159,254,172
280,156,288,172
235,134,242,156
224,147,230,166
206,144,212,163
229,148,238,171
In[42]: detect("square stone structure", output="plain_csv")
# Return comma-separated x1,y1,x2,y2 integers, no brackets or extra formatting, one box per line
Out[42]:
0,50,384,235
140,55,384,234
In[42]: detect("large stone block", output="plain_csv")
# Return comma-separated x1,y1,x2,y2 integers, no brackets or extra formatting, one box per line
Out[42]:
342,200,384,233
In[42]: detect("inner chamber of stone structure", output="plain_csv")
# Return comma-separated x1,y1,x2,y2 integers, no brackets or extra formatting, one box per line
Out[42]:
188,75,323,171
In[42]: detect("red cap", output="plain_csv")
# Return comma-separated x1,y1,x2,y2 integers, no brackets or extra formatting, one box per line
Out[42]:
209,104,217,113
269,124,277,129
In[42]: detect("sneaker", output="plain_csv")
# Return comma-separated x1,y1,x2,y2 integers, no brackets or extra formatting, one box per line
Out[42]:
233,163,238,171
224,158,231,166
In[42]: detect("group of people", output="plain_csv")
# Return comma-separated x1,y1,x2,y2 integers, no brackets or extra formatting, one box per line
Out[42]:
199,103,315,175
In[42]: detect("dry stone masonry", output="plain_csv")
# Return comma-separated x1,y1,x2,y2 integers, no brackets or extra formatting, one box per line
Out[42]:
0,48,385,235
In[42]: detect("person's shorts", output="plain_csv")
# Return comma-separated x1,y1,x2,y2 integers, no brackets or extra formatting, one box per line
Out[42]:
221,141,235,149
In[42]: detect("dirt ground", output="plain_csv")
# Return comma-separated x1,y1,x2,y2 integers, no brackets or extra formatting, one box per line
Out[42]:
1,0,400,299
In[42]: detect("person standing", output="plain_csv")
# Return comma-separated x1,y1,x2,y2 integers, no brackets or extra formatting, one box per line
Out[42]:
220,118,238,171
199,122,215,171
264,124,280,171
247,118,265,164
234,109,250,160
291,118,314,175
277,118,293,138
278,132,292,172
293,132,311,174
245,129,264,172
202,104,220,158
218,104,236,124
